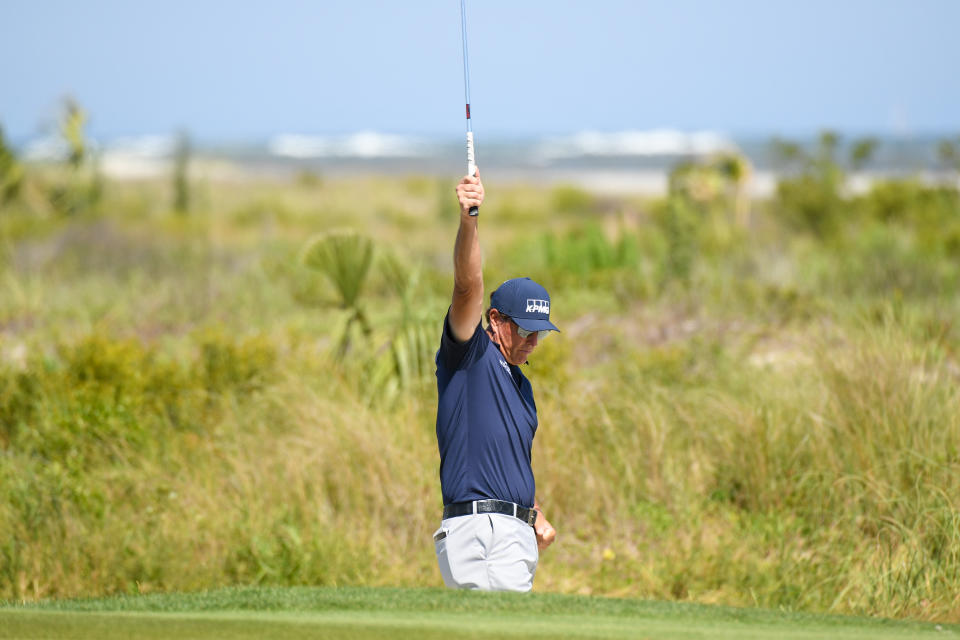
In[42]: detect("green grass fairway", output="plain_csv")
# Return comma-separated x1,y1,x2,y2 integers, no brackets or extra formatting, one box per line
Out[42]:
1,587,954,639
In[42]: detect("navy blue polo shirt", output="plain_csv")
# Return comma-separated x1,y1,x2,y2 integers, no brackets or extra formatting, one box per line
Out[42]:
435,311,538,508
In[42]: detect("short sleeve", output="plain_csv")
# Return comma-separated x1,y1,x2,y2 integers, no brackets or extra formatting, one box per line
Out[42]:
438,310,487,371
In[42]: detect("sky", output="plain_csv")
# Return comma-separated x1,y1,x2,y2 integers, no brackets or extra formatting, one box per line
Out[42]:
3,0,959,143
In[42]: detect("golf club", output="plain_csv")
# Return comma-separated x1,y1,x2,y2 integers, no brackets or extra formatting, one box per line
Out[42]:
460,0,479,216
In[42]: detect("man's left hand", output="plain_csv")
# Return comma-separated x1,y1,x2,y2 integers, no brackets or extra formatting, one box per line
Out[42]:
534,510,557,551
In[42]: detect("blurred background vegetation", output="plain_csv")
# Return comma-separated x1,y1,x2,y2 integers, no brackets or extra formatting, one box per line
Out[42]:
1,103,959,622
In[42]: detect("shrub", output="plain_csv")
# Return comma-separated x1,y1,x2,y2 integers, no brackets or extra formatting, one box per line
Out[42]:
655,196,700,284
198,328,277,394
39,99,105,217
774,171,844,238
537,221,655,294
856,179,959,225
853,180,960,262
0,125,23,206
840,224,954,298
550,184,594,214
302,230,375,355
172,131,191,214
769,131,880,240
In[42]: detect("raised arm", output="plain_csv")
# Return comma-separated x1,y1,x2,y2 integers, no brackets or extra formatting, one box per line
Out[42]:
449,169,485,342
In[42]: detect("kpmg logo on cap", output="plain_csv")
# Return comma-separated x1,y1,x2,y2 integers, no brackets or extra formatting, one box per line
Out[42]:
526,299,550,314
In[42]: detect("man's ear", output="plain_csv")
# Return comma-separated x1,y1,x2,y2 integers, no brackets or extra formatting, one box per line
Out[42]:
487,309,501,333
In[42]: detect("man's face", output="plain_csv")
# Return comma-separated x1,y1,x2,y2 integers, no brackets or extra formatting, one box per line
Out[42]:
489,309,540,366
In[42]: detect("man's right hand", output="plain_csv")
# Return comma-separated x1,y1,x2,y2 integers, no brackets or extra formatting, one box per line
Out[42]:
456,167,484,217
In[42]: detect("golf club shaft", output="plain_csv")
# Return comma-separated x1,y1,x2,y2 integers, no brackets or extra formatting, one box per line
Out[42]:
460,0,478,216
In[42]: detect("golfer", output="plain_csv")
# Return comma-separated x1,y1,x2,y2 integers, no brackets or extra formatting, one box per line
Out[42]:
433,168,558,592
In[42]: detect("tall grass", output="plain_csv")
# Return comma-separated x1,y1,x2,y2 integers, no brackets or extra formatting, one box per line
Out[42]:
0,170,958,622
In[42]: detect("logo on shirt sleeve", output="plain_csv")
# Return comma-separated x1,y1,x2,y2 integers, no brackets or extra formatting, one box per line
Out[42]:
526,299,549,314
499,358,510,372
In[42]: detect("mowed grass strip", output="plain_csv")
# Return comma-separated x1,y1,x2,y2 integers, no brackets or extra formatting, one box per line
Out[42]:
2,587,954,639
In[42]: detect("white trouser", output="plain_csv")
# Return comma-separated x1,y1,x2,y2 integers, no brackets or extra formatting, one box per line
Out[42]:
434,513,539,592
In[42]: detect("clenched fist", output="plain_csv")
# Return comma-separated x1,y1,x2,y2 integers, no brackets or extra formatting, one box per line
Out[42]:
535,510,557,551
455,167,483,217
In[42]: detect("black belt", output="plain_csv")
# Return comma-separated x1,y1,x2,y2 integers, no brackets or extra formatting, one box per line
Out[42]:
443,499,537,527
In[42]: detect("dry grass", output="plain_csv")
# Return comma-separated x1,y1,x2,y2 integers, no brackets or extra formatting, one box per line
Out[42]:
1,174,959,621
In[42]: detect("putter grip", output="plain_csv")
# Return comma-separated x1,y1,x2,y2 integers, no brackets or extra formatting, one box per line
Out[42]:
466,132,479,216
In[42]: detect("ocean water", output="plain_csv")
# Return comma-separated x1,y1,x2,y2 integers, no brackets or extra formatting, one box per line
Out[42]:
17,129,955,195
